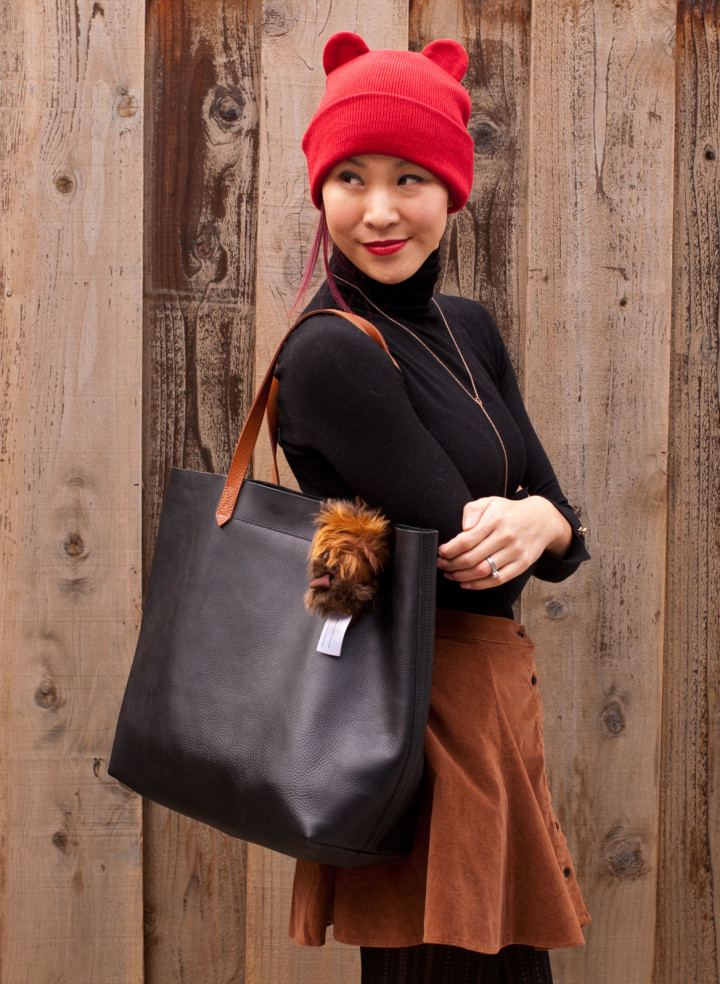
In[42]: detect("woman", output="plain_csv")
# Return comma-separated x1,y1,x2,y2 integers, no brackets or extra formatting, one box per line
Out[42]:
274,32,591,984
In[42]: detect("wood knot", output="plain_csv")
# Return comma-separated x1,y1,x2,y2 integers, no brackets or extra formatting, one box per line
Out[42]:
54,477,99,592
117,94,139,118
35,677,63,710
600,697,626,735
63,531,85,558
544,598,567,620
468,117,503,155
53,830,70,853
195,223,219,260
603,826,648,879
704,144,716,162
209,87,244,132
54,172,75,195
263,6,296,36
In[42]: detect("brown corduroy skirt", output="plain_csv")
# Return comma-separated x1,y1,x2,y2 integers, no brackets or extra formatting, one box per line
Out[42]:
289,610,590,954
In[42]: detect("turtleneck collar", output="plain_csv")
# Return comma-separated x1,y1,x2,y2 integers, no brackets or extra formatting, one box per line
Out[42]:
328,248,440,316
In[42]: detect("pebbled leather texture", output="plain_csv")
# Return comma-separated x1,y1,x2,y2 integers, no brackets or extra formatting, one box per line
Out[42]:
109,471,437,866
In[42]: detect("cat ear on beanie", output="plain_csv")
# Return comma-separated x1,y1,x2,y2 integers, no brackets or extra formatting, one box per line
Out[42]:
323,32,370,75
420,39,468,81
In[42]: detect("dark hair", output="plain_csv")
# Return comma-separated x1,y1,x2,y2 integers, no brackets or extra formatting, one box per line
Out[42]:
290,205,351,315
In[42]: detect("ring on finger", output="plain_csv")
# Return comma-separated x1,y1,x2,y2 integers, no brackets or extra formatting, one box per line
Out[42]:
486,555,499,579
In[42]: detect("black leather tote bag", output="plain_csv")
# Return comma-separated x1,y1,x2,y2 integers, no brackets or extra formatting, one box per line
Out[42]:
108,309,437,867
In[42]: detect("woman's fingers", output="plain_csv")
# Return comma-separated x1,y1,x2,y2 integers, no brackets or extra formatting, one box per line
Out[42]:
438,536,508,574
456,557,523,590
440,496,504,560
461,496,493,532
442,546,514,583
439,519,495,561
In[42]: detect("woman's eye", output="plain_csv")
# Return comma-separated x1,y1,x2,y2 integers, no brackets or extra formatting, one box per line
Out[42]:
398,173,425,185
338,171,362,185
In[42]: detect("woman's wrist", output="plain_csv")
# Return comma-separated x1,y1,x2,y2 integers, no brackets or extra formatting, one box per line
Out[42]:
530,496,573,558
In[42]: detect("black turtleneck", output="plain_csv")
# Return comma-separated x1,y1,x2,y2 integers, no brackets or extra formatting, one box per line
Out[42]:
274,249,589,617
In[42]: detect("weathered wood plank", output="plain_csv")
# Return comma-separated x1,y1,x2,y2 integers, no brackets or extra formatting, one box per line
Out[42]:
523,2,675,982
0,0,144,980
143,0,261,980
410,0,532,375
655,5,720,982
246,6,406,980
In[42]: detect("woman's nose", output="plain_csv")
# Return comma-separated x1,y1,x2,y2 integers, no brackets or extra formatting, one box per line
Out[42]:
363,188,399,227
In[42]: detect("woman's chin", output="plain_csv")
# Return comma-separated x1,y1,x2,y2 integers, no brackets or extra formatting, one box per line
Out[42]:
347,245,430,284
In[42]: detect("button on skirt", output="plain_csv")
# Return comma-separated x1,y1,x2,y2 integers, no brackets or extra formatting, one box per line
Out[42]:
289,610,590,954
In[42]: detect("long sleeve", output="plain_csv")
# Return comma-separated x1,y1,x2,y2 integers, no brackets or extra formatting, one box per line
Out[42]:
275,313,474,545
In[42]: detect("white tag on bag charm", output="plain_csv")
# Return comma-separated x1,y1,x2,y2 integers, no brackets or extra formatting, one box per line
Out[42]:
317,612,353,657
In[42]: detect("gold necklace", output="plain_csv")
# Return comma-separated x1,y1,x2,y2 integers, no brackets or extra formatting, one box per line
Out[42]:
333,274,509,497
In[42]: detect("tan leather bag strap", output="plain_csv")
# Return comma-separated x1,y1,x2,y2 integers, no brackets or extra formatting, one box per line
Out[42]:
216,308,400,526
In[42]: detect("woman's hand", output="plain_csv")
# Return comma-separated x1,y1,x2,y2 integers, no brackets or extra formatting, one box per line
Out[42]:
436,495,572,590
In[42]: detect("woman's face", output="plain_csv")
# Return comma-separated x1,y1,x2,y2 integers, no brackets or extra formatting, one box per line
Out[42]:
321,155,452,284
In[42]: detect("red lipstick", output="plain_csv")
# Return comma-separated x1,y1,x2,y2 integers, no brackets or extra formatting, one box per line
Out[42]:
362,239,408,256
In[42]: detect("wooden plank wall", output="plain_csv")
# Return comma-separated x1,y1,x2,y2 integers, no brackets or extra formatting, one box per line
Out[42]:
142,1,260,979
524,3,676,983
0,0,145,981
656,4,720,981
2,1,720,982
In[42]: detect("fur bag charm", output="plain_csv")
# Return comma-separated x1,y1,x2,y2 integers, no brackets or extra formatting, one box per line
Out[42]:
305,499,391,621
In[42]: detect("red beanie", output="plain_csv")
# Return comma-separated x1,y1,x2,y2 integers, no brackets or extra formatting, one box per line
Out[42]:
302,32,474,214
